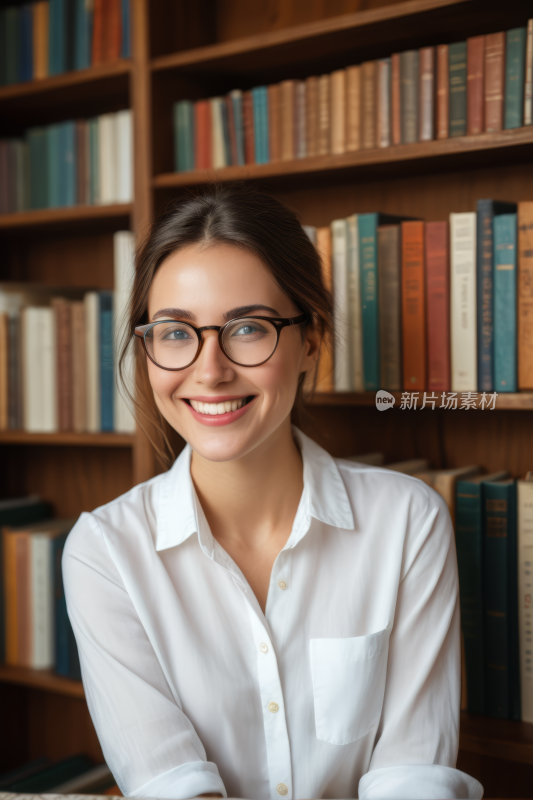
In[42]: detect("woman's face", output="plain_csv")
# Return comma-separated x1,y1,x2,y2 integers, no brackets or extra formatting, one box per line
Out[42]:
146,242,319,462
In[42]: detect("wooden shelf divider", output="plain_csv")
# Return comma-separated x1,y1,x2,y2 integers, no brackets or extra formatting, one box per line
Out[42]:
0,431,136,447
0,664,84,698
0,59,132,103
459,712,533,766
0,203,133,231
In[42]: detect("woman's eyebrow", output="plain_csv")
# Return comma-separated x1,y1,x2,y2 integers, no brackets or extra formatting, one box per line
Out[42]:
224,304,280,320
152,308,195,321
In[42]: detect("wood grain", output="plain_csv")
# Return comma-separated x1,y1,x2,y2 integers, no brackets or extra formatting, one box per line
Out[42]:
0,204,132,230
0,431,135,446
0,665,84,698
0,60,131,103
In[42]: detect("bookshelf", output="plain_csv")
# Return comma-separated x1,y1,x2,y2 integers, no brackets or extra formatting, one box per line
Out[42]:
1,0,533,795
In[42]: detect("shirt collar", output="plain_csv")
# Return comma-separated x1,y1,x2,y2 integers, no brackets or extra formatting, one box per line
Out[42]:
155,425,355,553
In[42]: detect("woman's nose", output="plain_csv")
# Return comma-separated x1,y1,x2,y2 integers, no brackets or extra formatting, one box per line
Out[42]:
193,330,234,384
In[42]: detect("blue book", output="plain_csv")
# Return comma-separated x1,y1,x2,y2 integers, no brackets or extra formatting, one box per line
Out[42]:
49,0,66,75
88,117,99,204
476,200,517,392
75,0,93,70
19,4,33,82
252,87,269,165
53,532,70,676
484,478,521,719
58,121,77,206
494,214,517,392
27,127,49,209
100,292,114,432
121,0,131,58
504,28,527,130
231,90,245,166
47,124,61,207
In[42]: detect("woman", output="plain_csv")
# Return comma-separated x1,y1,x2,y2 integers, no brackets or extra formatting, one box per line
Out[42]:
63,185,482,800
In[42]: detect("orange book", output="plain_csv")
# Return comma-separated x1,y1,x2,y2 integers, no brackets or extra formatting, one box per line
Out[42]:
518,202,533,389
485,32,505,133
401,221,427,390
346,65,361,152
32,0,49,79
437,44,449,139
0,313,8,430
330,69,346,155
467,35,485,135
268,84,281,162
3,531,18,665
305,76,318,157
16,532,31,667
195,100,211,169
105,0,122,62
92,0,105,65
391,53,401,145
315,226,333,393
361,61,376,150
280,80,295,161
317,74,330,156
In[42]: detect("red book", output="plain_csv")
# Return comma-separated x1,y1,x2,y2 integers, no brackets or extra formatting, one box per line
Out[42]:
485,32,505,133
104,0,122,61
91,0,105,65
401,221,426,390
426,221,450,392
391,53,401,145
467,35,484,135
242,90,255,164
195,101,211,169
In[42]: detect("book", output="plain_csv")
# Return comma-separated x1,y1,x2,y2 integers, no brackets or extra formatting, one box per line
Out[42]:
419,47,434,141
400,50,418,144
401,220,426,390
268,84,281,162
220,99,231,167
113,231,136,433
517,474,533,722
426,221,450,392
121,0,130,58
450,212,477,391
315,226,333,392
20,3,33,83
98,112,116,203
280,80,294,161
305,76,318,157
455,471,508,714
48,0,65,75
100,291,114,432
30,531,54,668
526,20,533,126
88,116,99,203
504,27,527,129
32,1,49,80
361,61,376,150
518,202,533,389
0,312,7,429
346,214,364,392
76,120,88,205
252,86,269,165
47,123,60,208
346,66,361,152
53,531,82,680
195,100,211,170
485,32,505,133
377,58,391,148
378,225,401,391
75,0,92,70
58,120,76,207
174,100,195,172
430,465,480,525
317,74,330,156
449,41,467,137
493,213,518,392
91,0,105,65
21,307,57,432
105,0,122,62
476,200,517,393
230,90,244,166
5,6,19,86
330,69,346,155
84,291,100,431
71,300,86,432
16,530,31,666
242,90,254,164
437,44,449,139
115,109,133,202
484,478,521,720
8,315,22,429
52,298,73,431
331,219,351,391
294,80,305,159
391,53,401,145
467,36,484,135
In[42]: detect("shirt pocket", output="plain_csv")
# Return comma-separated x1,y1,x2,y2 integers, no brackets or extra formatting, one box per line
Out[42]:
309,623,391,746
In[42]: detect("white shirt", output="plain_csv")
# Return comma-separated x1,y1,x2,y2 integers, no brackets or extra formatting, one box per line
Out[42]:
63,427,483,800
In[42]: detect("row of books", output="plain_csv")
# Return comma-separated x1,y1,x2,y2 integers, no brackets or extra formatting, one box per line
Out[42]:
0,231,135,433
173,21,533,172
0,109,133,213
0,0,130,86
308,200,533,395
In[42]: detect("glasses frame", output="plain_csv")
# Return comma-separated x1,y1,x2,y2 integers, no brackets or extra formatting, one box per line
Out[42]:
134,314,308,371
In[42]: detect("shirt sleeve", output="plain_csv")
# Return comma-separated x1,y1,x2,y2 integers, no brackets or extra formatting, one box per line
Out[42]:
359,485,483,800
62,512,227,800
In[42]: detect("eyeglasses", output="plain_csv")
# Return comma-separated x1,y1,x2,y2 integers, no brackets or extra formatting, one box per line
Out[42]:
134,314,308,371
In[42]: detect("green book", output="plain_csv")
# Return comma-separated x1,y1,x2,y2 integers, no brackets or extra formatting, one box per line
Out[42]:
5,6,19,86
449,41,467,137
0,10,7,86
88,117,99,204
47,124,61,208
399,50,419,144
27,127,49,209
58,120,77,207
173,100,195,172
504,28,527,129
14,139,30,212
493,213,517,392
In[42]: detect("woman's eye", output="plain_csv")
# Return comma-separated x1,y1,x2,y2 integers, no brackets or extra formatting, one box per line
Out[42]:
162,329,191,341
233,324,264,336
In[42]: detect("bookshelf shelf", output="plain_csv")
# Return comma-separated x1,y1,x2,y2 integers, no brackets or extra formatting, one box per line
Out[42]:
0,60,132,104
0,664,84,698
459,712,533,766
0,431,136,447
0,204,133,232
308,392,533,410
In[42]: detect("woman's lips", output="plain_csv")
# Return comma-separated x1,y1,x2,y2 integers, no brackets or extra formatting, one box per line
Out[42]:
183,396,256,426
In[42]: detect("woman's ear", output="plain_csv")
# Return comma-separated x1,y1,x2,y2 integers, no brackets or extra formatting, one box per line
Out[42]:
300,327,321,373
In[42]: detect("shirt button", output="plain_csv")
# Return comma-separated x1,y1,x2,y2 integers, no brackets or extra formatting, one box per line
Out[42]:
276,784,288,795
278,581,287,590
268,701,279,713
260,642,268,653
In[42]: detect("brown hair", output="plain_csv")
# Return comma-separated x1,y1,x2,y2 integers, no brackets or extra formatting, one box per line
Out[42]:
119,183,333,468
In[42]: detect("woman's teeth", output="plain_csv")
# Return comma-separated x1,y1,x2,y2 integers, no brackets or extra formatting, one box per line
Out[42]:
189,398,247,415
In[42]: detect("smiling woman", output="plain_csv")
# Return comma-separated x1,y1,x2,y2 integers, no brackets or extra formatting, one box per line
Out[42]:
62,184,483,800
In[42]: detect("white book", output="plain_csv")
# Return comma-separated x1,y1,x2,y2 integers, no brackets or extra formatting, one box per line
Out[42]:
85,292,101,432
98,113,117,204
211,98,226,168
518,474,533,722
525,19,533,126
113,232,136,433
30,533,53,669
450,212,477,391
115,109,133,203
22,307,57,432
346,214,364,392
331,219,351,391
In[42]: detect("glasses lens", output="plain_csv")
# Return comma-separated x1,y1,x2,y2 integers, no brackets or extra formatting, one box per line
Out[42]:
145,321,199,369
222,317,278,366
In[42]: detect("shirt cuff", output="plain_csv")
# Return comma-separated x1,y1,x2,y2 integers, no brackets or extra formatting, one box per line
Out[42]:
359,764,484,799
128,761,227,799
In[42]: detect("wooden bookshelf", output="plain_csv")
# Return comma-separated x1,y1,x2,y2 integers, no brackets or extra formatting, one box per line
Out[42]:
0,60,131,103
0,203,132,231
0,665,84,699
0,431,136,447
459,713,533,767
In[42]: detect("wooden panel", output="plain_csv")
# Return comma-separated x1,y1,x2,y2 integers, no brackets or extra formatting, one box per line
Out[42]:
0,666,84,699
460,713,533,767
0,683,28,773
27,691,103,763
457,751,533,798
0,432,135,446
0,204,132,232
150,0,217,58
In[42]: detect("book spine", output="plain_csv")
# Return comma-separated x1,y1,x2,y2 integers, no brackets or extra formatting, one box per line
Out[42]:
225,94,237,166
20,4,33,83
84,292,100,432
467,36,485,135
426,221,450,392
42,307,58,431
52,298,73,431
220,93,232,166
48,0,65,75
456,480,485,714
378,225,401,390
113,231,135,433
100,292,114,432
252,87,263,165
231,91,244,167
5,7,19,85
419,47,434,141
115,108,132,202
476,200,495,392
330,69,346,155
494,214,518,392
359,213,380,391
450,212,477,391
53,535,69,676
391,53,401,145
31,534,53,668
3,532,18,664
194,100,211,170
346,66,361,152
346,215,364,392
518,202,533,389
242,90,255,165
377,59,391,148
211,98,226,169
63,121,77,206
105,0,122,62
518,479,533,722
88,117,99,203
331,219,351,391
449,41,467,137
174,101,194,172
401,220,426,390
91,0,105,65
294,81,305,159
261,85,270,163
121,0,130,58
317,74,330,156
71,301,86,432
305,76,318,157
400,50,419,144
315,226,334,392
75,0,90,70
485,32,505,133
268,84,281,162
361,61,376,150
16,533,31,667
0,313,8,429
33,1,49,80
525,20,533,126
505,27,527,129
8,315,21,429
280,80,294,161
437,44,449,139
